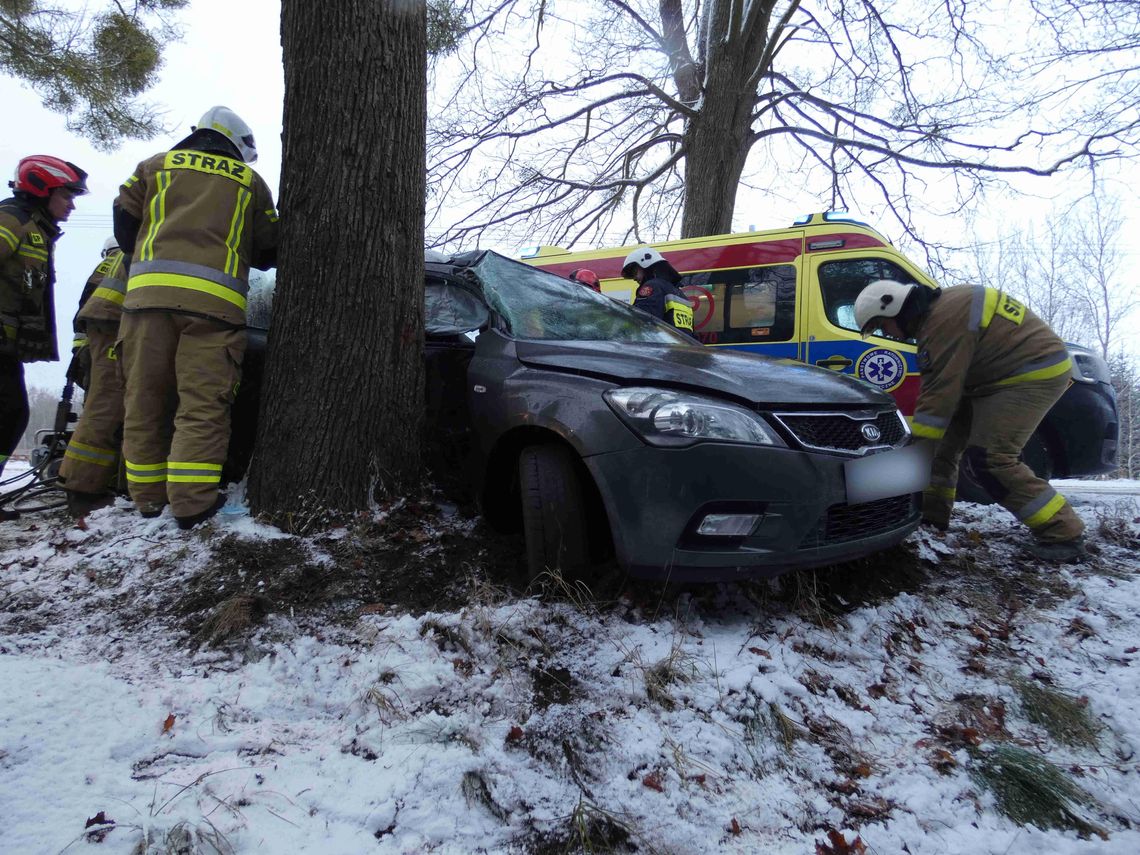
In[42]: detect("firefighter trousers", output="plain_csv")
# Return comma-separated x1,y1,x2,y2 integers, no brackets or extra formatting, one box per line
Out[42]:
119,311,244,518
0,354,28,478
924,373,1084,543
59,322,123,494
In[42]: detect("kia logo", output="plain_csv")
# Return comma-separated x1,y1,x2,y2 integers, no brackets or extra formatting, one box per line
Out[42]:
860,423,882,442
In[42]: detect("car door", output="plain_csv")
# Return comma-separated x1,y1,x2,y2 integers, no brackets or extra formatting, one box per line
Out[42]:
423,276,491,494
802,252,935,416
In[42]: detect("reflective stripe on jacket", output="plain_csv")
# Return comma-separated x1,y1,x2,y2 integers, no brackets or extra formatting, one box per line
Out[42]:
75,249,127,326
911,285,1071,441
0,196,60,362
117,149,279,324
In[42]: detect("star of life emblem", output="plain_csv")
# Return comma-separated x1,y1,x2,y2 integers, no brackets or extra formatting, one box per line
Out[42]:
855,348,905,392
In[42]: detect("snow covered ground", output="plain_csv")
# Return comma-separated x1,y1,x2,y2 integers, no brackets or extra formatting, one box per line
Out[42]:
1,478,1138,854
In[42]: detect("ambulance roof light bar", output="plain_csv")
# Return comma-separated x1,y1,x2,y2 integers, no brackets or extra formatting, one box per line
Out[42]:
791,211,872,228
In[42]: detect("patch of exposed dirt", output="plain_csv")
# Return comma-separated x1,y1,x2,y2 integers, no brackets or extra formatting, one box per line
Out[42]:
164,496,532,648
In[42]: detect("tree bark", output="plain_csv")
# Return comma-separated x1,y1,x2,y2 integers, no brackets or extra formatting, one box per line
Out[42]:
679,55,756,238
249,0,426,517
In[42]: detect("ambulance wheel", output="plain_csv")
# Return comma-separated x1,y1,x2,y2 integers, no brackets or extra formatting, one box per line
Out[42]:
518,444,591,584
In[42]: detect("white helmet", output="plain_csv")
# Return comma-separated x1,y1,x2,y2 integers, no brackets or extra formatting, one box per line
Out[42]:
101,236,119,256
854,280,917,336
195,106,258,163
621,246,666,278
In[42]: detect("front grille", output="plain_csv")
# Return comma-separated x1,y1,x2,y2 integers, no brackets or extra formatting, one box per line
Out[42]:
774,410,907,455
799,494,918,548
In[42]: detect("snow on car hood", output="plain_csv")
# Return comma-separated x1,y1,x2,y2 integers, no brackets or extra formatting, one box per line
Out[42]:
515,339,890,408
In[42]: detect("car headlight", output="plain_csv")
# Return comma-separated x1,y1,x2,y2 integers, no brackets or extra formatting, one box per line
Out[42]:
1069,346,1111,385
604,387,785,448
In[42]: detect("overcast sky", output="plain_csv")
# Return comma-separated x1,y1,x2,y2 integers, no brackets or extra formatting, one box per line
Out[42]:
3,0,1137,394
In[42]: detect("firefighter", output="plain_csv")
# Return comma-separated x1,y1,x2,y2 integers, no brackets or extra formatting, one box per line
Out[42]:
57,237,128,517
114,106,279,529
620,247,696,337
0,156,88,502
569,268,601,292
854,280,1085,562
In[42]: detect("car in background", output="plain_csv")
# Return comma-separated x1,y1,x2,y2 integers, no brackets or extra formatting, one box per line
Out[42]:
229,251,922,582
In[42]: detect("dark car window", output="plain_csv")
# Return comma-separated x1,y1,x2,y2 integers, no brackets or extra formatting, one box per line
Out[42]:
426,280,489,335
474,252,689,344
681,265,796,345
818,258,919,333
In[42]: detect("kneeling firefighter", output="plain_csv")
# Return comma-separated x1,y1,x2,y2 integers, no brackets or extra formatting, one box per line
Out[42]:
114,106,279,529
854,280,1084,562
58,236,128,517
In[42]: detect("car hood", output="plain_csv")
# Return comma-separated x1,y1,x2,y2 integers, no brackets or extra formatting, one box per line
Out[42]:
515,340,890,408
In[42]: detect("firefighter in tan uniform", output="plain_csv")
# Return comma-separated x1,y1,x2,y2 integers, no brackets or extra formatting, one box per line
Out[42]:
57,237,128,517
855,280,1085,562
113,107,278,529
0,156,88,518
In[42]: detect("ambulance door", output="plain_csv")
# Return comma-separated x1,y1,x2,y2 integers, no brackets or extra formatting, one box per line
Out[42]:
681,261,802,361
802,252,933,416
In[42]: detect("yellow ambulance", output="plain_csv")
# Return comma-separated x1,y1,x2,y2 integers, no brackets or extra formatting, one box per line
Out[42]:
523,212,1119,482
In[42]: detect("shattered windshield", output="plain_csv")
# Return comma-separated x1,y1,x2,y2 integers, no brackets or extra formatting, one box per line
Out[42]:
473,252,690,344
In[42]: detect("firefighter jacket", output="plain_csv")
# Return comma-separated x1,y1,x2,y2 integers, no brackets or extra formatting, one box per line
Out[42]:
633,276,696,337
910,285,1071,441
0,195,60,362
116,149,279,325
74,248,127,336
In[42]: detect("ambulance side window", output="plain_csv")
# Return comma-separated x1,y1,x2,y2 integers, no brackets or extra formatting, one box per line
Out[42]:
681,265,795,344
818,259,918,333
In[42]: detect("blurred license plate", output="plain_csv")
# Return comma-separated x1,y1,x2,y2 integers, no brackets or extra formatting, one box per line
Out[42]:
844,444,931,505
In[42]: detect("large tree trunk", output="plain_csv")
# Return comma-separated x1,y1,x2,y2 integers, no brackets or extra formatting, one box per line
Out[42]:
249,0,426,517
680,63,755,238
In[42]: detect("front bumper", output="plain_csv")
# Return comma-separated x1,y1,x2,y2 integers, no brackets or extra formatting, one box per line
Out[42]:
585,442,920,582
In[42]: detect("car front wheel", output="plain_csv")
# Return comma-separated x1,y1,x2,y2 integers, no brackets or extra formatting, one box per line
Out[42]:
518,444,592,583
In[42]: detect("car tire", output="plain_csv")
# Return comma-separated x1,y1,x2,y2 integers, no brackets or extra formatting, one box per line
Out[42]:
518,444,592,583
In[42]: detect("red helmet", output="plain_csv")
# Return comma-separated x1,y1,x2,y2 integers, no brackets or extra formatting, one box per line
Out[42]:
10,155,89,198
570,268,601,291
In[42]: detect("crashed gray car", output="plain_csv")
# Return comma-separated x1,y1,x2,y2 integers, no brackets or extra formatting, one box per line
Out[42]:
234,251,922,582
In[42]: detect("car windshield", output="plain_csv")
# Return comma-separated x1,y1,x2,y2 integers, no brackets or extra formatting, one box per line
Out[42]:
473,251,690,344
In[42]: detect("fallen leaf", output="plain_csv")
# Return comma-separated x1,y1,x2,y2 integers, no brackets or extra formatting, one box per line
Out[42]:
748,647,771,658
505,726,524,744
85,811,112,828
162,713,176,734
75,517,89,531
642,772,664,792
730,817,742,835
816,828,867,855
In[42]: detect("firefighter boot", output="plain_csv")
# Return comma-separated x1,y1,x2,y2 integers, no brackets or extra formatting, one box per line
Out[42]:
1023,536,1086,564
66,489,114,519
175,492,226,531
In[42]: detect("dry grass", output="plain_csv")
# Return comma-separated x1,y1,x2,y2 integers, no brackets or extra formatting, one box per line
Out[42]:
1013,676,1101,749
971,745,1107,839
1093,500,1140,551
192,594,271,648
462,770,510,823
